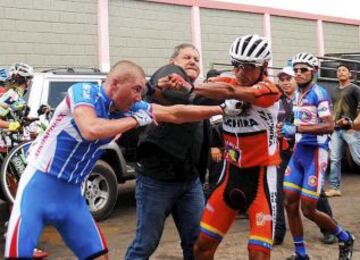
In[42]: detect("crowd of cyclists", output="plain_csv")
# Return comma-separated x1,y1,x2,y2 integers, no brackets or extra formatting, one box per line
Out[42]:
1,33,360,260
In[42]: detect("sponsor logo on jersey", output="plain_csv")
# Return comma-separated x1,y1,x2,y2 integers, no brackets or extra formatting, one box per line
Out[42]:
256,212,272,226
298,109,313,122
35,113,66,157
308,176,317,187
81,84,91,100
285,167,291,176
206,203,215,213
318,106,328,113
258,110,275,146
225,141,241,164
224,117,258,128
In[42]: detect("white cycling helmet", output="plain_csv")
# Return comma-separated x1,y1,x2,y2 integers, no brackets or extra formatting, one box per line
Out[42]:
9,62,34,79
229,34,271,64
291,52,319,68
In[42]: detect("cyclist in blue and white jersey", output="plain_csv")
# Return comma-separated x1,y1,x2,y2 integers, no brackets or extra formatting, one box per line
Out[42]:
4,60,223,260
282,53,355,260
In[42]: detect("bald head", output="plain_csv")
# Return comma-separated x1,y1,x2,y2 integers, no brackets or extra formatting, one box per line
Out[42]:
105,60,146,111
108,60,145,82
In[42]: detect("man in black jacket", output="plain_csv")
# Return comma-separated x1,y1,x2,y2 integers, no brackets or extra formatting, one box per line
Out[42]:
125,43,212,260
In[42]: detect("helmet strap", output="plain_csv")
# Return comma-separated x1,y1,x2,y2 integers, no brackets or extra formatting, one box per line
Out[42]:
256,63,268,83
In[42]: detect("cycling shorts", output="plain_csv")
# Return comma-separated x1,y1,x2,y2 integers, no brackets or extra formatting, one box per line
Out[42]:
283,144,328,201
5,166,108,259
199,162,277,254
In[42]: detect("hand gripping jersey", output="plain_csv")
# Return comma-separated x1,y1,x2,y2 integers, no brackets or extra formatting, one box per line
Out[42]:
27,83,148,184
293,83,332,149
215,77,281,167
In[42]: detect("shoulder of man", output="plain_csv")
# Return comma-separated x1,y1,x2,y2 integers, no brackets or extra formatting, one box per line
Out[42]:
67,82,99,108
312,83,331,102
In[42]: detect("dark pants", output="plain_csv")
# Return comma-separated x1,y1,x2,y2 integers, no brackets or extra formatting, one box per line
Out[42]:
125,174,205,260
275,149,333,241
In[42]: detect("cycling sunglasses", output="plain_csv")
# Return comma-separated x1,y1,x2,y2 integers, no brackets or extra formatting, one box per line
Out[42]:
293,67,312,74
231,61,262,70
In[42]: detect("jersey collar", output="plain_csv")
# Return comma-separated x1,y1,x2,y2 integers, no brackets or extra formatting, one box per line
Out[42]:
99,84,113,111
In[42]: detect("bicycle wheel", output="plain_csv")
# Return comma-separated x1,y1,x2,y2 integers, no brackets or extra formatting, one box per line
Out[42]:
0,154,6,201
0,140,33,203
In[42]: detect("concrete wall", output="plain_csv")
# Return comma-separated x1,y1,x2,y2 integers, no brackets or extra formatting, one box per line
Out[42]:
0,0,358,73
0,0,98,70
109,0,192,75
271,16,317,68
324,22,360,54
200,8,263,73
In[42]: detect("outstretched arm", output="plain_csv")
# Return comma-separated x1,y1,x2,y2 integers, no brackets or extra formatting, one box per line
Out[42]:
193,81,280,108
73,105,138,141
152,103,223,124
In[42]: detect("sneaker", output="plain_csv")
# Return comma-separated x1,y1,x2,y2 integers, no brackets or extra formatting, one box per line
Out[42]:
32,248,49,259
339,232,355,260
286,253,310,260
322,233,337,244
325,189,342,197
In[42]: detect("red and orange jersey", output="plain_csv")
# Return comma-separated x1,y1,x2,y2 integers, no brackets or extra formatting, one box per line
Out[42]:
214,76,281,167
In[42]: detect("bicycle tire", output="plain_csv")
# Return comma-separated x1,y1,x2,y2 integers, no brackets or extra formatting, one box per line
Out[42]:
0,140,33,203
0,154,7,201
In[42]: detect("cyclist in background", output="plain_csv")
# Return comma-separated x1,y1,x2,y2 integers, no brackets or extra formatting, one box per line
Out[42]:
0,63,33,132
0,68,8,95
275,66,336,246
0,63,49,259
282,53,355,260
28,104,52,137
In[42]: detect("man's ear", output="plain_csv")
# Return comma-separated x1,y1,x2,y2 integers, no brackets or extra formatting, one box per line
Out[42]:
312,67,318,75
169,58,175,65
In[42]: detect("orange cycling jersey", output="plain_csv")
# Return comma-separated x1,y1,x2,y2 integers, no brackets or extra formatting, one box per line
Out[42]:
214,76,281,168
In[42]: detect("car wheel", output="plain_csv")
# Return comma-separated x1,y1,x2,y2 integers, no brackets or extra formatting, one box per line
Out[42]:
84,160,118,221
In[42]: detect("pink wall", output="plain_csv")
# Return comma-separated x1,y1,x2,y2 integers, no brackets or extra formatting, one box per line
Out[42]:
97,0,359,70
145,0,360,26
97,0,110,72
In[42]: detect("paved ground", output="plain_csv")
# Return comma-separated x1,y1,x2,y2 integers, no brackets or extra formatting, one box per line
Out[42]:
1,172,359,259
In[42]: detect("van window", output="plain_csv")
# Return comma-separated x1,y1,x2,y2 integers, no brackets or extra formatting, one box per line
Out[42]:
48,81,97,108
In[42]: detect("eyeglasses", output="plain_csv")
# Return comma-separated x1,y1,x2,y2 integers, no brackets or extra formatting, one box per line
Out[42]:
293,67,311,74
232,61,261,71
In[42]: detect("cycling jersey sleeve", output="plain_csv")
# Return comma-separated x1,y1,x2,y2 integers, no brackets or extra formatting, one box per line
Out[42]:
252,81,281,108
213,77,280,107
316,87,332,118
109,101,152,119
67,83,97,112
213,77,237,85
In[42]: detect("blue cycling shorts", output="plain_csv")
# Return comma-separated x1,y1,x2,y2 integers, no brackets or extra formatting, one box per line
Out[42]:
283,144,328,201
5,166,108,259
